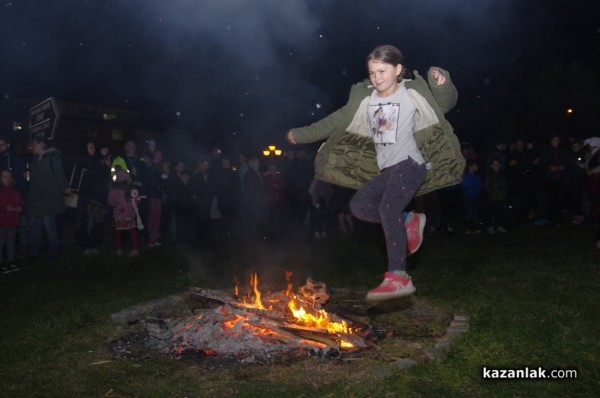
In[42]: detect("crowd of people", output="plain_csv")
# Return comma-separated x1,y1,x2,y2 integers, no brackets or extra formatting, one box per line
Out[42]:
0,133,359,273
454,134,600,244
0,130,599,277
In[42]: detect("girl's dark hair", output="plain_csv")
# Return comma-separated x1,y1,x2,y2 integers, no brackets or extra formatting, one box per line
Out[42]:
367,44,410,82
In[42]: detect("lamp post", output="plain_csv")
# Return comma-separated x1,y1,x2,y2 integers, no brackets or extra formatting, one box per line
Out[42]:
262,145,283,170
263,145,282,157
263,145,283,158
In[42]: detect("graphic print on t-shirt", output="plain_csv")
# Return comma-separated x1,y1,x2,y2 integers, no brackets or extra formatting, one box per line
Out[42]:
368,102,400,145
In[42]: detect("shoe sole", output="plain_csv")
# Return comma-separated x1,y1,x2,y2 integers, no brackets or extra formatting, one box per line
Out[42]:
365,285,416,302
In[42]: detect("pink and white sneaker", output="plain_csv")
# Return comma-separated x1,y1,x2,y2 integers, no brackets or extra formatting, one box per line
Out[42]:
405,211,426,255
366,272,416,301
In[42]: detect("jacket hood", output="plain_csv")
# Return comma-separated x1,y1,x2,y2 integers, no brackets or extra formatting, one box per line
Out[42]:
37,147,61,160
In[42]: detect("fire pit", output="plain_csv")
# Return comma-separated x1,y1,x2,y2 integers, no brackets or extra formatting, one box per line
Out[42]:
112,274,370,364
111,273,463,367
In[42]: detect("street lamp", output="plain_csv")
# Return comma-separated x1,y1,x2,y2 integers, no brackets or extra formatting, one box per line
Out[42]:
263,145,283,157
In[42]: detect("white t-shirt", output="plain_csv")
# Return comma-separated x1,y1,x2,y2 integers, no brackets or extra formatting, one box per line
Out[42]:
367,82,425,170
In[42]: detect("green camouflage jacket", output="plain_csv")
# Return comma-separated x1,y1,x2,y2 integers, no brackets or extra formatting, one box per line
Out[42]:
291,67,464,196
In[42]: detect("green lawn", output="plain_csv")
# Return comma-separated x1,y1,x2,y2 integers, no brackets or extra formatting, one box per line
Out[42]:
0,223,598,397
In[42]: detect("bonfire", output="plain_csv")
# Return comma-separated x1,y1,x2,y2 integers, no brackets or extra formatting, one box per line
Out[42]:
145,272,369,362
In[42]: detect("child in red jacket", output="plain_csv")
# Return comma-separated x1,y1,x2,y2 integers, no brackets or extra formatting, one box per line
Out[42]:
0,169,24,273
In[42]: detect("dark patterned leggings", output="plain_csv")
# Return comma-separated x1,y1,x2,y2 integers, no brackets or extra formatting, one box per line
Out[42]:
350,158,426,272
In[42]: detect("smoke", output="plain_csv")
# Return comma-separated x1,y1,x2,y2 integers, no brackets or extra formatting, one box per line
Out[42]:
1,0,590,155
110,0,329,150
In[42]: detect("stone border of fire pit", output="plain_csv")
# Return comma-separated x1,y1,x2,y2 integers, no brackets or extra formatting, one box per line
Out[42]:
390,312,470,371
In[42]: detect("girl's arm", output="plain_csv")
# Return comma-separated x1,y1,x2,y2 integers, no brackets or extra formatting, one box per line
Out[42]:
289,81,370,144
427,67,458,114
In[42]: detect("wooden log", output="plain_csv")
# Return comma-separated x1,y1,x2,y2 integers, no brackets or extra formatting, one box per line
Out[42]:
279,325,339,347
189,288,236,305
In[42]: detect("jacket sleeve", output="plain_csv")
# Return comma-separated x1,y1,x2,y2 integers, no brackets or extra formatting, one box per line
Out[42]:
426,67,458,114
291,83,364,144
51,155,69,192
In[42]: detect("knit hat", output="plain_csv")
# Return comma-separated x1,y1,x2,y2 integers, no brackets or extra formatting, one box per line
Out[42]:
115,169,130,182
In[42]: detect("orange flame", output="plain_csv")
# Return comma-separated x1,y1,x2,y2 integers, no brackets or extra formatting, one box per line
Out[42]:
288,296,351,334
285,271,294,296
251,273,264,309
234,271,354,340
237,272,271,309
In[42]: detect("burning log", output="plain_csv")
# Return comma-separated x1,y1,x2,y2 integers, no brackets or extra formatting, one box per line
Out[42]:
279,325,340,347
297,278,329,309
278,324,367,350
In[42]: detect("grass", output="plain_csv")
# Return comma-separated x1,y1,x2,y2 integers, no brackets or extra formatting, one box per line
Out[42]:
0,221,598,397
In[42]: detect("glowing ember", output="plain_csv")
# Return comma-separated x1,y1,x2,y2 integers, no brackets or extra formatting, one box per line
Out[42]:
340,340,354,349
285,271,294,296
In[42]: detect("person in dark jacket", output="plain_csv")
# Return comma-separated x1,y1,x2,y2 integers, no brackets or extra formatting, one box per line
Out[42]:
189,159,216,240
173,168,196,244
539,133,571,225
145,160,170,247
75,141,111,255
484,158,508,234
215,156,241,236
27,135,70,261
242,157,265,240
461,160,482,233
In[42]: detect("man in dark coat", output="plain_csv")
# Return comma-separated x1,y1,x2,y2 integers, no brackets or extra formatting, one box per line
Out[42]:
27,135,70,261
242,157,265,239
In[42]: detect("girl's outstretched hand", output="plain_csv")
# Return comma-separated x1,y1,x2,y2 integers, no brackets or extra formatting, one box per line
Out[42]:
286,131,297,145
430,68,446,86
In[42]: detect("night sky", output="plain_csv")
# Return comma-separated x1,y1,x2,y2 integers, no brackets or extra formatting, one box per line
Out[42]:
1,0,598,152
